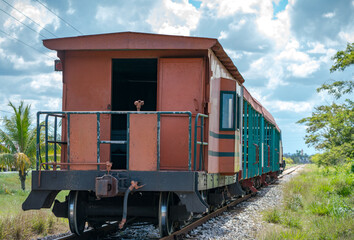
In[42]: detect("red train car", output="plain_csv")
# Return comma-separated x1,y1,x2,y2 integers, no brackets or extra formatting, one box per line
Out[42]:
22,32,283,236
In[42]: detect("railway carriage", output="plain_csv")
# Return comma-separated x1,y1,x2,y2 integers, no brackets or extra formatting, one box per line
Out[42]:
22,32,284,236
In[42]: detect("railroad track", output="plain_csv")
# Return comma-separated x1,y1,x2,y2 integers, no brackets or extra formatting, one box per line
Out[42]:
52,165,303,240
161,165,303,240
55,222,119,240
279,165,303,179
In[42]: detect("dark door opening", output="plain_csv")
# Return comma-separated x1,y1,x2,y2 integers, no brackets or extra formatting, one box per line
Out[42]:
111,59,157,169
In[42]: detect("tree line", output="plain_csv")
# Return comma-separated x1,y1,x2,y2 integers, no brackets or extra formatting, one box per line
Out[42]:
298,43,353,170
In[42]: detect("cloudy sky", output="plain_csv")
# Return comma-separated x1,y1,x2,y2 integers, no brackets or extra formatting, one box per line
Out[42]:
0,0,353,154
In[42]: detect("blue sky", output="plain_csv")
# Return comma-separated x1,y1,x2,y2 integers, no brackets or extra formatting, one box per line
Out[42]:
0,0,353,155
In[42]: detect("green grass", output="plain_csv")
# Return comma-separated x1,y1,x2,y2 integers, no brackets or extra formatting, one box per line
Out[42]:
0,172,68,239
260,164,354,240
0,173,31,215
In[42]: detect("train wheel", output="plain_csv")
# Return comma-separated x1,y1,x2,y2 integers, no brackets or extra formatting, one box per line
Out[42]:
158,192,174,237
68,191,87,235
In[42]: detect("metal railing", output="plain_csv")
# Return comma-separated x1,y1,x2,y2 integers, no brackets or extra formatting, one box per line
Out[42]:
193,113,208,171
37,111,192,171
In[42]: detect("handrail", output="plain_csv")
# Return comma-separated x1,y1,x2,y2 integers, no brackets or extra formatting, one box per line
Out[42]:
42,114,65,169
194,113,208,171
37,111,192,171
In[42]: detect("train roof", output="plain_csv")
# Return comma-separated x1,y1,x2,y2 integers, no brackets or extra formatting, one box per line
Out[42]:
243,87,280,132
43,31,245,84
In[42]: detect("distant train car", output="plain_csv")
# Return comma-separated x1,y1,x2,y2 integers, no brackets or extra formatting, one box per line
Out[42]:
22,32,284,236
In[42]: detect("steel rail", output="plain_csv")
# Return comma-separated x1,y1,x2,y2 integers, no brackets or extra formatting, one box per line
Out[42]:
161,165,304,240
54,222,119,240
278,165,303,179
160,193,254,240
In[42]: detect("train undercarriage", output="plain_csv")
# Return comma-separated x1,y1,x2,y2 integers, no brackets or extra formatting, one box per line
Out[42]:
23,169,280,236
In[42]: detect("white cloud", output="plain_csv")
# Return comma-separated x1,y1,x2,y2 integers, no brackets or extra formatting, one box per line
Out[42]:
224,48,243,59
95,6,135,27
147,0,200,35
268,100,313,113
229,19,246,31
30,72,62,90
246,87,314,113
67,0,75,15
256,0,291,48
3,0,59,34
287,60,321,78
322,12,335,18
245,56,287,89
43,97,61,110
218,31,228,40
307,42,327,54
0,49,52,71
339,31,354,42
95,6,114,23
277,40,310,62
201,0,259,17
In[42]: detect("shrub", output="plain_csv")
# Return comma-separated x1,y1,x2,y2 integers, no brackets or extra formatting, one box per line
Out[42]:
331,174,353,197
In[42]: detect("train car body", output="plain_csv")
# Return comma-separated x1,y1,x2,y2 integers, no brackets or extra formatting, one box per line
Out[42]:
22,32,284,236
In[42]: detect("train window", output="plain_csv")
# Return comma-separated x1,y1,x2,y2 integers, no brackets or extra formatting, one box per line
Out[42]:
220,91,236,131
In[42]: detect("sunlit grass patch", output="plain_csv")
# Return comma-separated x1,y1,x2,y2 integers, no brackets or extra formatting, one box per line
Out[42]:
0,211,68,239
263,208,281,224
260,164,354,240
261,228,309,240
0,172,69,239
263,208,302,229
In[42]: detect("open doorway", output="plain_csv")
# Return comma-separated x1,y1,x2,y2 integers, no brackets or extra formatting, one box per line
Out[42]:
111,59,157,169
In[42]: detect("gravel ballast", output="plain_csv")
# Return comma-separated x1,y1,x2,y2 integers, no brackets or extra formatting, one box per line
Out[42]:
104,166,304,240
186,166,304,240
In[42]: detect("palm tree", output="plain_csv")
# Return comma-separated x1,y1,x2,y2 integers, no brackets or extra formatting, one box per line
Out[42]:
0,101,36,190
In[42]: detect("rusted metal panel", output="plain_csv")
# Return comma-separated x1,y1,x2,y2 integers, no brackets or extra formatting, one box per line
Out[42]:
69,115,97,170
208,78,238,174
158,58,204,114
207,77,220,173
62,52,111,169
158,58,204,170
129,114,157,171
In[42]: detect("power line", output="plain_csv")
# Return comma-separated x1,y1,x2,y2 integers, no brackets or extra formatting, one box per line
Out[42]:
1,0,58,38
35,0,83,35
0,7,48,39
0,29,56,60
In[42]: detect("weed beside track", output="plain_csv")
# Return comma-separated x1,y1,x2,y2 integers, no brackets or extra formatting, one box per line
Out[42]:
0,172,68,240
260,164,354,240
